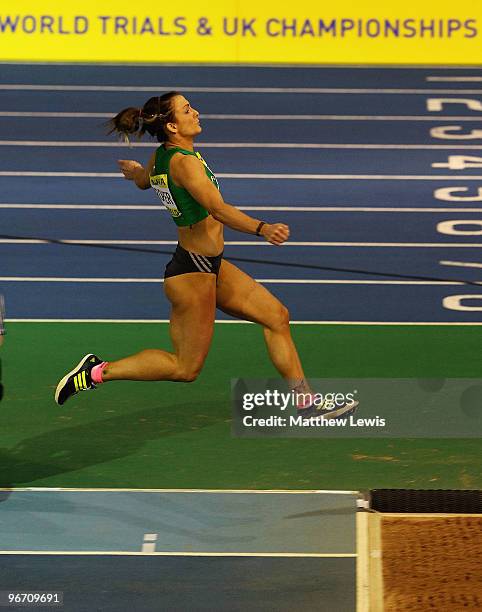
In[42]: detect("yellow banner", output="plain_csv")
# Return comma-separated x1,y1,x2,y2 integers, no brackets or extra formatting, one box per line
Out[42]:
0,0,481,64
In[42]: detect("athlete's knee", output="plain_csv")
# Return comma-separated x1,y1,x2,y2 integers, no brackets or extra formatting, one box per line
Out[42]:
178,371,198,383
267,302,290,331
174,360,205,383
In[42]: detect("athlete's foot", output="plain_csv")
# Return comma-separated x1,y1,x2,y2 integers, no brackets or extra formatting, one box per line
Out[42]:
298,400,359,420
55,354,103,405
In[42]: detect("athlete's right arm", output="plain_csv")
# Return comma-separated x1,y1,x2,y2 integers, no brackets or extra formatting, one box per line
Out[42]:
173,154,290,246
117,151,157,190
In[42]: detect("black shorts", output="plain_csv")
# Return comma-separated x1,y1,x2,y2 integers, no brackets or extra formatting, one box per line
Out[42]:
164,244,223,279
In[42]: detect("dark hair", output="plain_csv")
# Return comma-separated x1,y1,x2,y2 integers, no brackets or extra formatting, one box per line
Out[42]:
107,91,181,143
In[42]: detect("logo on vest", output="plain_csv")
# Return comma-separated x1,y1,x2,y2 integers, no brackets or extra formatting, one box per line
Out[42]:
151,174,168,189
150,173,182,218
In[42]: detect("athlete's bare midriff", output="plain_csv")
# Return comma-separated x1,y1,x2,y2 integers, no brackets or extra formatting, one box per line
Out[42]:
167,150,225,256
177,213,224,256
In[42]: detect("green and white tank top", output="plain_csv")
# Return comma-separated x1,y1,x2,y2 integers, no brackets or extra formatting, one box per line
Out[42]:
150,145,219,227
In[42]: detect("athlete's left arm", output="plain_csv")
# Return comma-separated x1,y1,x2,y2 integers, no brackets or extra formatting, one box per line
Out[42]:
174,155,289,245
117,151,156,190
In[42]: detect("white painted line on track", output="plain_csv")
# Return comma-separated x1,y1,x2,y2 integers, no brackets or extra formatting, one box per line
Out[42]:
0,277,163,282
1,111,482,121
1,204,481,213
0,204,163,210
426,76,482,82
202,143,482,150
202,115,482,122
2,487,359,494
5,171,482,180
0,112,110,118
0,238,176,244
242,206,482,213
1,239,481,247
2,84,482,94
213,174,482,181
0,172,121,177
0,551,357,558
4,140,482,150
0,140,162,148
6,319,482,326
440,260,482,269
0,277,471,286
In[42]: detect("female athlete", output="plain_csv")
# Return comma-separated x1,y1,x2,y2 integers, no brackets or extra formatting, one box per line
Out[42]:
55,91,324,414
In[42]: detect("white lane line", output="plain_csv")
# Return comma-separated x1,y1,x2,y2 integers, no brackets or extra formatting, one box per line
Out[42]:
0,238,177,244
284,321,482,325
3,84,482,94
0,112,111,118
0,277,471,286
4,140,482,150
1,239,481,247
217,174,482,181
2,111,482,121
197,143,482,150
440,260,482,269
1,204,481,213
3,487,359,494
0,204,163,210
0,551,357,558
0,277,165,282
202,115,482,122
4,172,482,180
241,206,482,213
0,172,121,177
427,77,482,82
6,319,482,326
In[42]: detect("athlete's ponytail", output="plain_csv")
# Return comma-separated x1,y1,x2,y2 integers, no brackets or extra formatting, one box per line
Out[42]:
107,91,181,143
107,107,142,142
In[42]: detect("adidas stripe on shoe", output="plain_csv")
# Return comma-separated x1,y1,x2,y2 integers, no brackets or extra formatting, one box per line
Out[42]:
55,354,102,406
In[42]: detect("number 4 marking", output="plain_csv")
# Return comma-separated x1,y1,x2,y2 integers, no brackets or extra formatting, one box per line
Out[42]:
432,155,482,170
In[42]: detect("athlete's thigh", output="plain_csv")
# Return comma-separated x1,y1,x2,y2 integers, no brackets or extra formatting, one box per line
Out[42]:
165,272,216,363
216,259,286,325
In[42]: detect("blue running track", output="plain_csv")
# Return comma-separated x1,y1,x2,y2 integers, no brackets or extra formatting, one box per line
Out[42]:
1,63,482,323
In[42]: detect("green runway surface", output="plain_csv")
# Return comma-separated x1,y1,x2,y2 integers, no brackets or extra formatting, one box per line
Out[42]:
1,322,481,490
